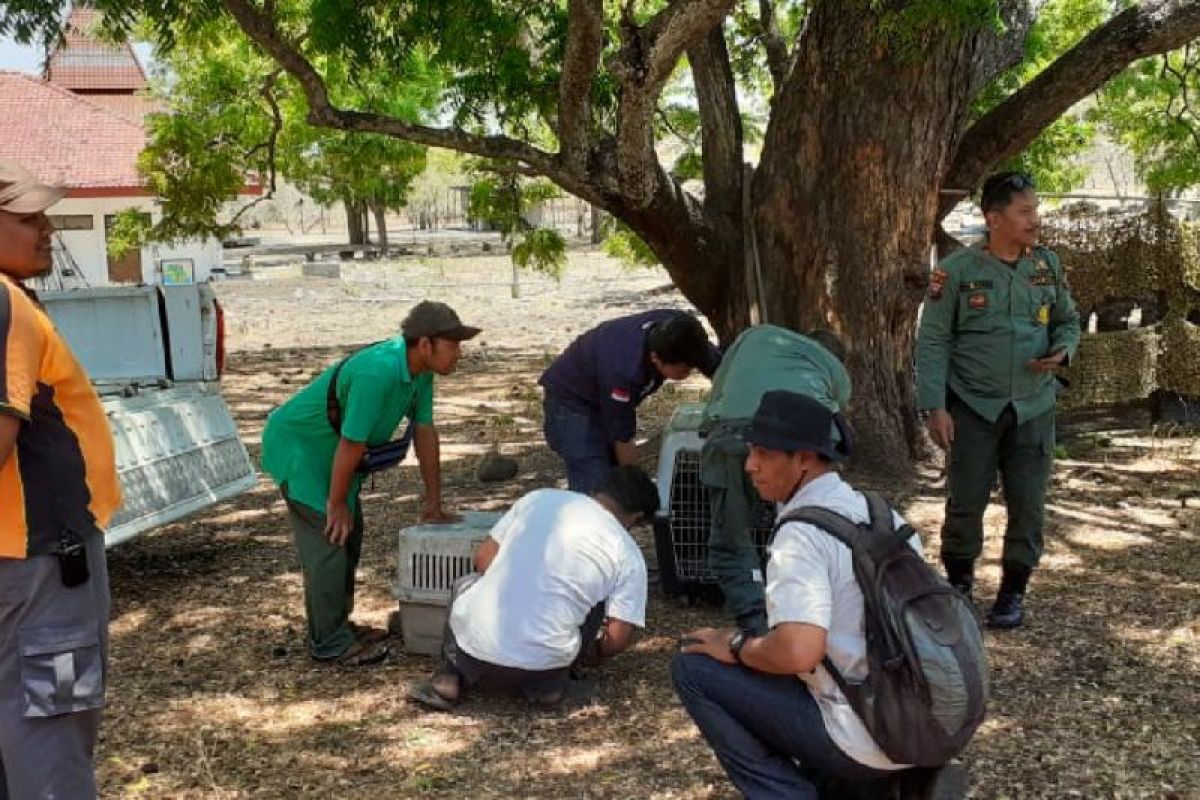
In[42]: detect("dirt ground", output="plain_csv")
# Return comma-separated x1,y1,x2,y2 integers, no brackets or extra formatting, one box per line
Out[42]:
96,249,1199,798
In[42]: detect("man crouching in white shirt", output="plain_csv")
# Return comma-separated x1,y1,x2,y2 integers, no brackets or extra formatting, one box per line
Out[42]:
672,390,967,800
409,465,657,711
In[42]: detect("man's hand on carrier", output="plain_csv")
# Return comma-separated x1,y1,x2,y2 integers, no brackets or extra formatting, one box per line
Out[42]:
679,627,739,665
421,505,461,525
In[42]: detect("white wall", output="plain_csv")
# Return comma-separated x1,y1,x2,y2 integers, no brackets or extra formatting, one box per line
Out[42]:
47,195,223,286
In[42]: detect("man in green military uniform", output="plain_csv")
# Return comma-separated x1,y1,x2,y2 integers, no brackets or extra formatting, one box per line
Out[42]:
916,172,1081,629
262,301,480,665
700,325,851,634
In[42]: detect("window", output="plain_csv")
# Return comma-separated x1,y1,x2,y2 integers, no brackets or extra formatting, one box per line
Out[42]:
48,214,94,231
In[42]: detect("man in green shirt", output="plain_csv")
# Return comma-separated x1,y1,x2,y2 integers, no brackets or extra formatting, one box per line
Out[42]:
700,325,851,634
916,172,1081,629
262,301,480,664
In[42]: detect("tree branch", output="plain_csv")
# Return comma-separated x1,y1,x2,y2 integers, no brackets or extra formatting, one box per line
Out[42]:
230,70,284,227
218,0,597,198
688,26,743,219
757,0,790,95
558,0,604,175
941,0,1200,218
610,0,736,207
968,0,1035,95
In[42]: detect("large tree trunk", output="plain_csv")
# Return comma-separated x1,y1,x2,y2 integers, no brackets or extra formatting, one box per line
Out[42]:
743,7,981,470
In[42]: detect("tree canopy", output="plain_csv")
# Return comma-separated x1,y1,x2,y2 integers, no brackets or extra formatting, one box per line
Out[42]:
129,13,437,244
5,0,1199,467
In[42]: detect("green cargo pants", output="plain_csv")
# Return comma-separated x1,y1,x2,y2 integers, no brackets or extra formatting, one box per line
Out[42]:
701,421,767,628
941,397,1055,571
283,491,365,661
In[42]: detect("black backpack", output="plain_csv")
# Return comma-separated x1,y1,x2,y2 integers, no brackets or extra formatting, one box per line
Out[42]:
774,490,988,767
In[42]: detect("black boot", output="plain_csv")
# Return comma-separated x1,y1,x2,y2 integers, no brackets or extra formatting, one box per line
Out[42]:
941,557,975,601
987,565,1031,629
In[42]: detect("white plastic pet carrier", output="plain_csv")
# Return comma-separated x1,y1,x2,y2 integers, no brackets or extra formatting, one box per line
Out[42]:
393,510,504,655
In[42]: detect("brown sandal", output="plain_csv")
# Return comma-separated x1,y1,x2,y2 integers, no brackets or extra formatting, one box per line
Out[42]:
408,680,457,711
330,638,389,667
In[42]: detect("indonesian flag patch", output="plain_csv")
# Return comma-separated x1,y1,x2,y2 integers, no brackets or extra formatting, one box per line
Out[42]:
610,387,631,403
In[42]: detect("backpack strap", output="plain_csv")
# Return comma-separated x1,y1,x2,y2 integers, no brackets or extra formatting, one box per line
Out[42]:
326,357,349,435
771,492,905,708
325,340,387,436
772,506,864,551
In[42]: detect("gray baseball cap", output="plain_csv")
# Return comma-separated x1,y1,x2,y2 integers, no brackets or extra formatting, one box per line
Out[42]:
0,158,64,213
401,300,481,341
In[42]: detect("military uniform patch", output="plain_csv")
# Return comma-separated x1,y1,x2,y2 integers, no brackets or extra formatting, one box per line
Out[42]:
1029,274,1057,286
959,280,994,292
928,268,948,300
968,293,988,310
1037,304,1051,325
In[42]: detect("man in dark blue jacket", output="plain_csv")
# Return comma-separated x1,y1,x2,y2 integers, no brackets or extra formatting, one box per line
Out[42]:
539,310,719,493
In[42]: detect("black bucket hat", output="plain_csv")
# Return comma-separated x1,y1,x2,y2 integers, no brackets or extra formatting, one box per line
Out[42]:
744,390,853,462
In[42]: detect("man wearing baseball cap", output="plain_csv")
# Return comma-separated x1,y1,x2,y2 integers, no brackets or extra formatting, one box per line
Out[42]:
261,300,480,666
0,158,121,796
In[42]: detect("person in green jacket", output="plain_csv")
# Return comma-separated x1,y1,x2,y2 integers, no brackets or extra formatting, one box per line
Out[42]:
916,172,1081,629
261,301,480,665
700,325,852,634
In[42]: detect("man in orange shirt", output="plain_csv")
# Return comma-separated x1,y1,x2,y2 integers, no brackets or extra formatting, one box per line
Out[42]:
0,158,121,799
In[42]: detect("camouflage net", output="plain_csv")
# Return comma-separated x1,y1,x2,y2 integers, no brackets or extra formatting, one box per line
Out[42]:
1041,202,1200,409
1060,327,1158,409
1158,319,1200,397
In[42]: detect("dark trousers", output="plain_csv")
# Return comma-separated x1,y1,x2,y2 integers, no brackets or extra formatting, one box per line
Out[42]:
542,394,615,494
700,422,767,628
942,397,1055,570
441,575,605,701
670,653,895,800
283,491,365,660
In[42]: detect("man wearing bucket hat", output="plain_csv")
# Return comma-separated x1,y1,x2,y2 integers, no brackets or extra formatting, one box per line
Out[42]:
672,391,967,800
262,300,480,666
0,158,121,797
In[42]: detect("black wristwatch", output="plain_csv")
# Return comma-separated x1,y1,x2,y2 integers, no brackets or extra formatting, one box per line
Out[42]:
728,629,750,665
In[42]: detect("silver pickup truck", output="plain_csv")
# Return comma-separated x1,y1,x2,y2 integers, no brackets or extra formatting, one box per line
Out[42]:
40,284,257,546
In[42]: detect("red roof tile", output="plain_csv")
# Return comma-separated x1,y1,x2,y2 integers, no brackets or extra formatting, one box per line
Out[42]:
0,71,146,191
45,7,147,93
86,93,162,125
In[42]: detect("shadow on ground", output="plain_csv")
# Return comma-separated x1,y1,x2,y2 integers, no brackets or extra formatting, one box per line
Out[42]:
97,347,1199,799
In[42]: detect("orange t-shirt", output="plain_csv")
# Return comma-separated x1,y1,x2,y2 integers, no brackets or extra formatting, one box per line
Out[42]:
0,273,120,558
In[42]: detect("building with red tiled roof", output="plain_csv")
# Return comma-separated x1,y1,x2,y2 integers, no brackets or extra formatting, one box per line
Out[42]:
0,7,259,286
46,6,148,94
0,71,147,195
44,6,162,125
0,67,226,286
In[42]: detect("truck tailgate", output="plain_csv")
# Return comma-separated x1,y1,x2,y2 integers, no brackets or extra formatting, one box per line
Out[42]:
104,385,257,547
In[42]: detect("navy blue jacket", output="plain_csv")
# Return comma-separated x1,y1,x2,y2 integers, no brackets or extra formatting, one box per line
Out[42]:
539,310,717,442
